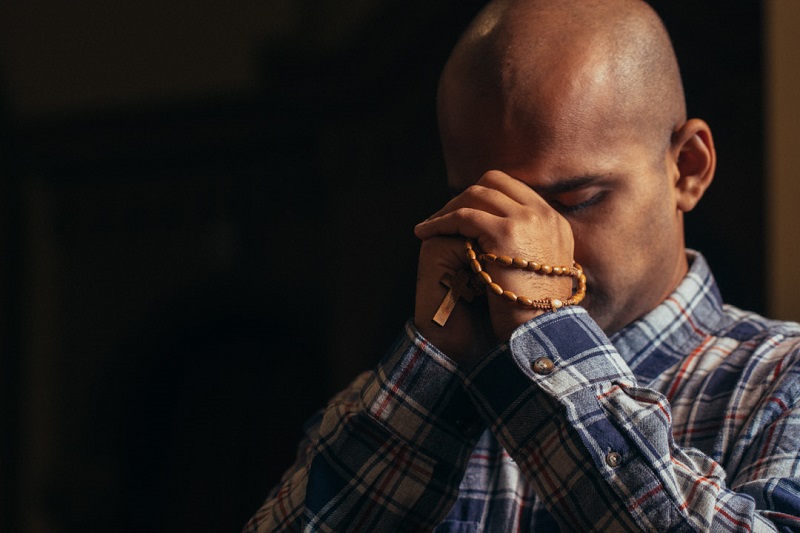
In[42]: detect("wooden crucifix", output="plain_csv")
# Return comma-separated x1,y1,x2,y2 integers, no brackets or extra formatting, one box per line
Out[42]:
432,269,475,326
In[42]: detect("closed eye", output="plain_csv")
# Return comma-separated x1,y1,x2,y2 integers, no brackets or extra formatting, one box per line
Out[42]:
549,191,606,214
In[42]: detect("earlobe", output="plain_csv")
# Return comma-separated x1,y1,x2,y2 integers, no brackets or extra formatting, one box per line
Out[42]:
671,118,716,212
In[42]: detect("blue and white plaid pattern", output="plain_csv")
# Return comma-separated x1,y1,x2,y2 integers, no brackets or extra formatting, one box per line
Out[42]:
245,252,800,532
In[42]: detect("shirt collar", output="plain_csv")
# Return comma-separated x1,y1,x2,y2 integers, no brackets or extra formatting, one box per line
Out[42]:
609,250,729,380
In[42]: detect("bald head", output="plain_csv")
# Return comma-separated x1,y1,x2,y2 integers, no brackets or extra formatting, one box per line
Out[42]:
438,0,686,178
436,0,719,334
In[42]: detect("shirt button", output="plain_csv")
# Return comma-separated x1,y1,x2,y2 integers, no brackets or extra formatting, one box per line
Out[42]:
531,357,554,375
606,451,622,468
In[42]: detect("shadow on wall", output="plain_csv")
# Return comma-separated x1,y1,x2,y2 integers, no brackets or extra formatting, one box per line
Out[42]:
47,285,327,531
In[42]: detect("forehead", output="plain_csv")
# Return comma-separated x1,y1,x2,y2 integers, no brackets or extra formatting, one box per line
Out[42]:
438,41,640,188
444,137,652,195
439,94,641,191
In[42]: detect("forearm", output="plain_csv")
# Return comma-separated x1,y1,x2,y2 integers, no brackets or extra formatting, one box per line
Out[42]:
464,308,800,531
244,322,483,532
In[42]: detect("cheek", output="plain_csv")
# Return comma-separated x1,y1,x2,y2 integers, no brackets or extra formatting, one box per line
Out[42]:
569,176,681,330
572,200,673,286
570,222,620,293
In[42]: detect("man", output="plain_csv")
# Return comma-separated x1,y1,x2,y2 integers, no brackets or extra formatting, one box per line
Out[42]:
245,0,800,530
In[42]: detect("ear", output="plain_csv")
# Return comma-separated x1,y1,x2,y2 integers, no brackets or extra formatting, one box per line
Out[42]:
670,118,716,212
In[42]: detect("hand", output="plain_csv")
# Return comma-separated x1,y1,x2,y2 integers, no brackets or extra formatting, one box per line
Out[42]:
413,235,494,365
414,170,575,344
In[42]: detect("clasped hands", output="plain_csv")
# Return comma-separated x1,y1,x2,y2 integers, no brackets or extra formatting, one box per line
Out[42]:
413,170,575,365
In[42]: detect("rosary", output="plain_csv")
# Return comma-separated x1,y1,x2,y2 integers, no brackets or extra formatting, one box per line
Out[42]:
433,239,587,326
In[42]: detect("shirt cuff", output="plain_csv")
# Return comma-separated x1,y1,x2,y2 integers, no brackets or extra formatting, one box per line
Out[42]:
360,321,485,464
507,307,637,394
464,307,636,462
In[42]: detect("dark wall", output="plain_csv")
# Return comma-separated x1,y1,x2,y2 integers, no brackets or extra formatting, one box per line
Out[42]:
649,0,765,313
0,2,763,532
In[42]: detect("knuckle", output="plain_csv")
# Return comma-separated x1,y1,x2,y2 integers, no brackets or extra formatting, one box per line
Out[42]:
543,208,568,229
475,170,504,188
481,169,505,182
496,218,516,240
453,206,472,219
464,183,489,200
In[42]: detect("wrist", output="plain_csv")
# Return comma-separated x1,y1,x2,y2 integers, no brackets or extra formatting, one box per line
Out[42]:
414,309,493,366
465,239,584,340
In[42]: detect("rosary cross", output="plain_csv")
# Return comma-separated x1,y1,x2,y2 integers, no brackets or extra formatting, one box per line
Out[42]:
432,270,475,326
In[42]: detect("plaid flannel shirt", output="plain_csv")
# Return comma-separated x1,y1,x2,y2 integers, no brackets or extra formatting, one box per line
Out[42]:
244,252,800,532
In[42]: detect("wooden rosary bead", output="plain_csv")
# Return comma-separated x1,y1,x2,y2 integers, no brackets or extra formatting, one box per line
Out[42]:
464,239,586,312
517,296,533,307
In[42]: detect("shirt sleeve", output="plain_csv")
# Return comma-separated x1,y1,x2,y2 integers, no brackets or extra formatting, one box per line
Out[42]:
462,306,800,532
242,321,484,533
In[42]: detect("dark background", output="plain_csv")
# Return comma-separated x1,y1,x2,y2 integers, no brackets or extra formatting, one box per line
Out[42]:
0,1,763,531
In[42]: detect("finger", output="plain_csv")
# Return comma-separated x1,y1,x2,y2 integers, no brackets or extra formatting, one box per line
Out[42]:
423,183,521,223
414,207,503,242
474,170,550,207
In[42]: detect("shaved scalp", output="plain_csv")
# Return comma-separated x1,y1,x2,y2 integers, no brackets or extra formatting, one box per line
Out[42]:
438,0,686,169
